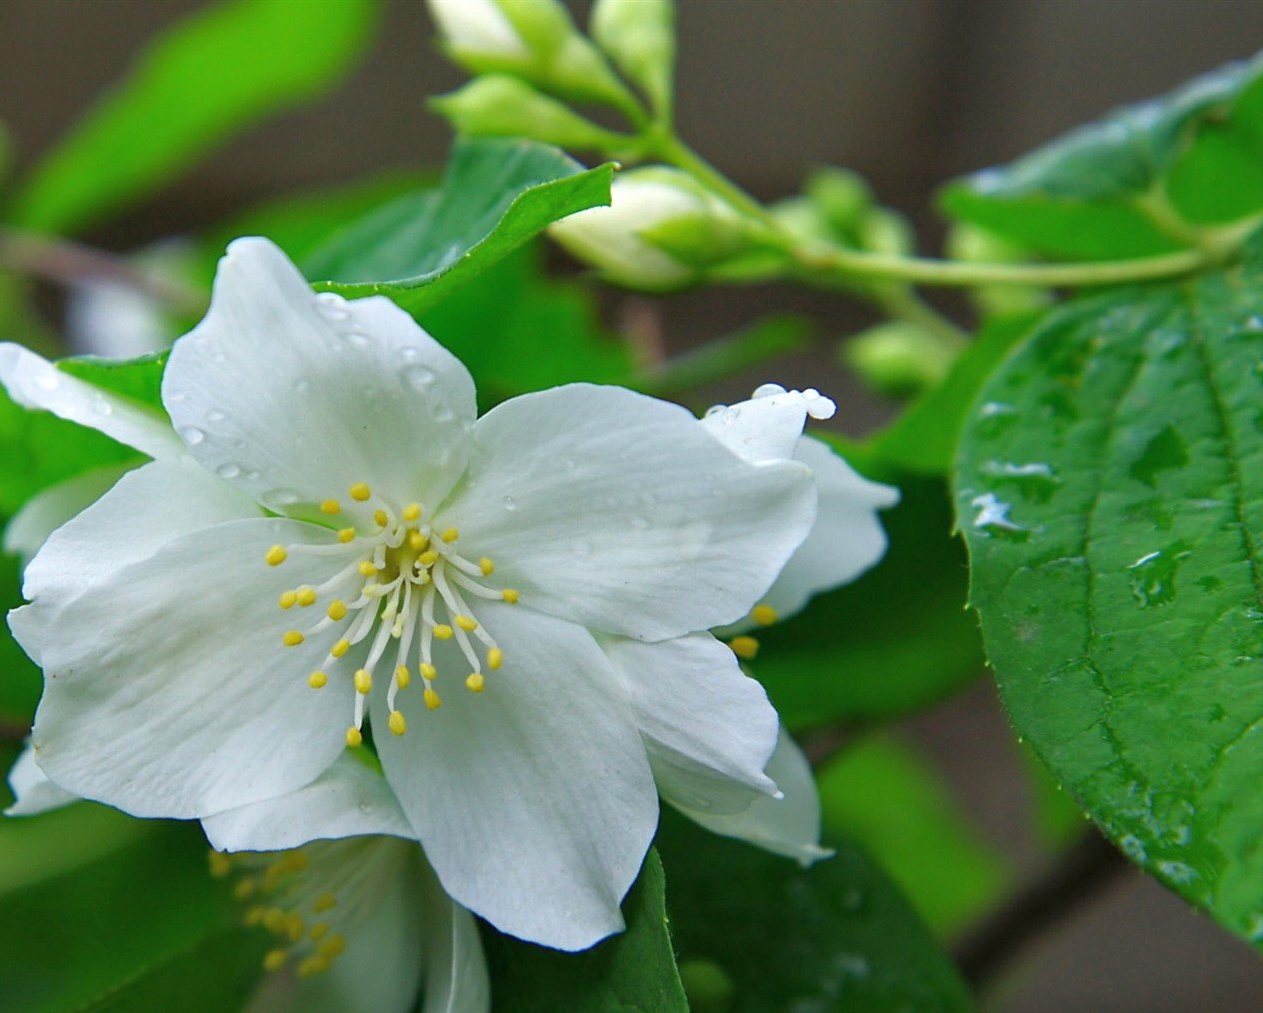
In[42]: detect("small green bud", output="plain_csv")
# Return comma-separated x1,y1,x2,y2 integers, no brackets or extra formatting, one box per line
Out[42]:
857,207,915,257
769,196,836,246
947,223,1052,317
590,0,676,115
678,959,735,1013
805,166,872,237
431,76,628,150
842,320,957,397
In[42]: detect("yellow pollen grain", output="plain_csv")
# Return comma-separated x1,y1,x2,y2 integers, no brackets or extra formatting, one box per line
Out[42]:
243,906,265,927
465,672,486,693
479,556,495,575
265,545,287,566
282,630,304,647
285,914,305,942
349,483,371,502
320,499,341,515
297,956,329,978
418,549,439,566
728,636,760,660
395,665,411,688
296,588,317,607
313,893,337,913
420,662,437,680
338,527,356,544
487,647,503,671
358,560,377,577
310,922,330,941
308,671,328,689
424,687,442,710
501,588,520,604
263,949,288,973
234,878,258,900
454,614,478,632
207,851,233,879
327,600,347,621
331,639,350,658
353,669,372,694
751,604,779,626
408,530,428,551
319,935,347,959
440,527,459,543
433,624,454,640
388,710,407,735
278,590,297,610
345,727,363,748
373,508,389,528
263,908,286,932
402,502,421,521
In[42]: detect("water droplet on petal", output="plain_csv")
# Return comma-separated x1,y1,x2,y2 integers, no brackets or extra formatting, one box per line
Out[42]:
263,488,301,509
92,399,114,417
399,346,421,361
403,364,436,389
432,403,454,422
216,463,242,480
503,496,517,512
316,292,350,319
206,409,227,423
178,426,206,446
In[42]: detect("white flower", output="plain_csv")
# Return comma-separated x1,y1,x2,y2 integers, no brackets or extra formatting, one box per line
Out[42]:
428,0,530,62
3,237,822,950
7,749,489,1013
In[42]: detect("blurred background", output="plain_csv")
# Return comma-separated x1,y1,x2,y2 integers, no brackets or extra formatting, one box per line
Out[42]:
2,1,1263,1009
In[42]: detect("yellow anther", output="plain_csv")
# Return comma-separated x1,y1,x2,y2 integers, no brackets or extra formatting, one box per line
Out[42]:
338,527,356,543
308,671,328,689
282,630,304,647
243,906,265,927
388,710,407,736
265,545,288,566
440,527,459,543
331,639,350,658
501,588,520,604
418,549,439,566
284,850,308,871
729,636,760,660
263,949,289,972
320,499,341,515
479,556,495,576
353,669,372,694
751,604,779,626
207,850,233,879
263,908,287,933
297,955,330,978
285,913,305,942
466,672,486,693
395,665,411,688
420,662,437,681
313,893,337,913
349,483,371,502
345,727,363,748
424,687,442,710
327,600,347,621
278,590,298,610
361,562,381,579
310,922,330,941
402,503,422,522
487,647,503,671
374,508,389,528
233,879,258,900
296,588,317,607
408,530,429,551
433,624,454,640
318,935,347,960
454,614,478,632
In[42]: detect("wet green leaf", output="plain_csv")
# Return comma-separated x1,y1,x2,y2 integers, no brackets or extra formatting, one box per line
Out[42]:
955,242,1263,948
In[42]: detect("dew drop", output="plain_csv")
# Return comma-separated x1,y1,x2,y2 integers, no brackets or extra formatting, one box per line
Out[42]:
403,364,436,389
92,399,114,417
263,488,301,509
316,292,350,319
206,409,227,423
216,463,242,480
399,346,421,361
178,426,206,446
343,332,371,349
432,403,454,422
503,496,517,512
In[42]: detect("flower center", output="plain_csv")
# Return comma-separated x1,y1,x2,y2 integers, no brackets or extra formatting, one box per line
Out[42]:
266,483,520,747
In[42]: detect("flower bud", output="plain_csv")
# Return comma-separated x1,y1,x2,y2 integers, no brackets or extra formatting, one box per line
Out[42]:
432,76,627,150
805,167,872,237
947,223,1052,317
857,207,915,257
427,0,530,63
591,0,675,114
841,320,956,397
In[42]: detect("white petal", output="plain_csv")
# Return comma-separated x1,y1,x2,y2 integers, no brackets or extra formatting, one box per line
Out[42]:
5,742,77,816
419,862,492,1013
758,437,899,619
375,600,658,951
203,754,414,852
445,384,816,641
428,0,528,58
0,342,183,459
162,237,477,516
3,462,137,564
700,385,836,465
28,517,355,820
680,726,831,865
603,633,779,814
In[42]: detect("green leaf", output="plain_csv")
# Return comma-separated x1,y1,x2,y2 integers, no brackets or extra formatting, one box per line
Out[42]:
0,547,40,724
481,849,687,1013
658,809,976,1013
940,54,1263,259
753,475,983,728
59,351,168,413
954,244,1263,948
818,735,1012,938
305,138,614,316
9,0,381,234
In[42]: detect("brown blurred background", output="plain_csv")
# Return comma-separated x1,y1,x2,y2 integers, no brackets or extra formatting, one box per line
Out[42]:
2,1,1263,1009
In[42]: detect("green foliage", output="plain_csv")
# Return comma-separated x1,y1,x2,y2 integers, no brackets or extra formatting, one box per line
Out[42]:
482,850,687,1012
9,0,379,235
955,240,1263,949
0,548,40,723
941,53,1263,258
305,138,614,314
59,352,168,414
657,809,976,1013
754,475,983,728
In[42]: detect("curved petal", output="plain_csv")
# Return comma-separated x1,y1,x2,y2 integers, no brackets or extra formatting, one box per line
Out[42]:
3,461,137,564
602,633,778,814
203,755,414,852
375,600,658,951
163,238,476,517
700,384,836,464
5,742,77,816
757,437,898,619
28,517,356,820
419,860,491,1013
0,342,183,459
679,726,831,865
444,384,816,641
